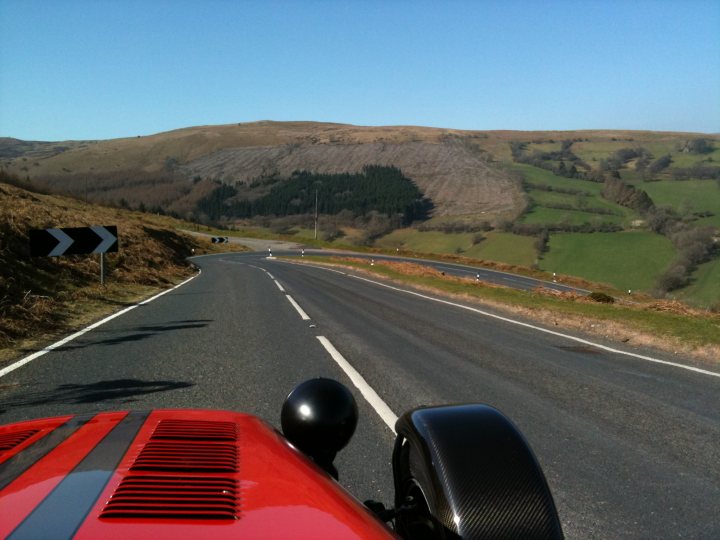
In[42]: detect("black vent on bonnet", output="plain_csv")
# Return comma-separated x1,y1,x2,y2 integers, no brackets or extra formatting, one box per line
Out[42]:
0,429,39,455
100,419,240,520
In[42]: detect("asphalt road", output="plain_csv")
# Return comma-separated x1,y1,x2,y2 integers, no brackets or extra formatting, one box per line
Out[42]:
300,248,591,294
190,232,591,294
1,251,719,538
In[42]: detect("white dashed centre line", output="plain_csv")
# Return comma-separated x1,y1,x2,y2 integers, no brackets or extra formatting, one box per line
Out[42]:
317,336,398,433
286,295,311,320
262,266,397,432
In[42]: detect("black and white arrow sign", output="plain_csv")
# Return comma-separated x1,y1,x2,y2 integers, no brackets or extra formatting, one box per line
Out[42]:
30,226,118,257
211,236,229,244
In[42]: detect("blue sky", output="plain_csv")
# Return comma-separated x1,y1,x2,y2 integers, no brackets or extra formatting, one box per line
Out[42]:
1,0,719,140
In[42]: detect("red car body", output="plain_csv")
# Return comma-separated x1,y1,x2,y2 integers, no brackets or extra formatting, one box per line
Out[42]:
0,410,396,539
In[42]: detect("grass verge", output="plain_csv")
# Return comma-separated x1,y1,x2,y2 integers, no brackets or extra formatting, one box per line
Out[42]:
677,258,720,309
292,256,720,363
0,280,185,364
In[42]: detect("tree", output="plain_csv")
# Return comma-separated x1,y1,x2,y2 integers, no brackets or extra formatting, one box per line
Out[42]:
647,154,672,175
687,138,714,154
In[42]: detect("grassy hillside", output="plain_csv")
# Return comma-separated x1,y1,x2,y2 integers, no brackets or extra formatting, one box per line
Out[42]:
6,123,716,227
3,122,719,305
1,122,524,222
504,136,720,305
0,182,242,357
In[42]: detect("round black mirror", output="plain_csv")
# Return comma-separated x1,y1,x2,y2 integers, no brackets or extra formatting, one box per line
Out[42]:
281,378,358,469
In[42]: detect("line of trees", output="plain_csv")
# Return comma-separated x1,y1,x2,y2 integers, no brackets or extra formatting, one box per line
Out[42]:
197,166,433,225
538,202,620,216
510,141,593,180
601,177,655,213
672,164,720,180
650,209,719,293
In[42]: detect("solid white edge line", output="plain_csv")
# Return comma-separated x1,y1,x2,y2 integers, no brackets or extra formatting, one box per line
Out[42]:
286,295,310,320
273,259,347,276
274,258,718,378
317,336,398,434
274,280,286,293
0,271,201,379
346,274,720,379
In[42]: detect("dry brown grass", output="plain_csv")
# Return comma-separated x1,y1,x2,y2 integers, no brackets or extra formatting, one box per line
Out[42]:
0,182,245,355
366,249,612,293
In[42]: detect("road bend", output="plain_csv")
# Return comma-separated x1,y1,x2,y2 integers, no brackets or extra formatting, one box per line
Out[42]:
0,251,718,538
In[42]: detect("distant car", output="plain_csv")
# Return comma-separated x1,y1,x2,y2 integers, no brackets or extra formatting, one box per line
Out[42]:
0,379,562,539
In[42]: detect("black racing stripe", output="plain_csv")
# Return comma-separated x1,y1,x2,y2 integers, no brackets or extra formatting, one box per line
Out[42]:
0,415,91,492
8,411,149,540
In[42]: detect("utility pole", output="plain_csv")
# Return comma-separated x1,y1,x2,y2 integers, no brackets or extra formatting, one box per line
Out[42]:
314,189,318,240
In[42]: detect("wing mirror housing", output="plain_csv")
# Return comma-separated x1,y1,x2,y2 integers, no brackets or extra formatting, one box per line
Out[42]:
281,378,358,477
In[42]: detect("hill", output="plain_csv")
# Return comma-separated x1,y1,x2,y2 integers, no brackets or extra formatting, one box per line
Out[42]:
2,122,719,304
0,122,524,221
3,123,716,224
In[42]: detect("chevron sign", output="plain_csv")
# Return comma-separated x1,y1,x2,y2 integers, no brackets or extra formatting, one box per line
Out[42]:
30,226,118,257
211,236,229,244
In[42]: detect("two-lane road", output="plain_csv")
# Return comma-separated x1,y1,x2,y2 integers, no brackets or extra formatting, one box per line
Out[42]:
1,251,718,538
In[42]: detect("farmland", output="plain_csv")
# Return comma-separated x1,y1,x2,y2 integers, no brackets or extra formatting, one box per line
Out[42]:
539,232,676,292
377,230,537,267
638,180,720,227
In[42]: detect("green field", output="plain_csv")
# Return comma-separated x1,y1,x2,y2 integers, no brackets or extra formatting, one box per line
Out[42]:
677,258,720,308
619,169,643,183
462,232,537,266
528,189,628,215
643,144,720,168
527,190,582,206
511,163,603,194
638,180,720,226
377,229,474,253
513,163,634,226
377,229,537,266
525,142,563,153
571,140,642,163
571,139,720,169
540,231,676,291
521,207,626,226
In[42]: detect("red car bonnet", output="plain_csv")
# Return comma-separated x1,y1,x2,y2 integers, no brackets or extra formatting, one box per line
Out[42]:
0,410,396,539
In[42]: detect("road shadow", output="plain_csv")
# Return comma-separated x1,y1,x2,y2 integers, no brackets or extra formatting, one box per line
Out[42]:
35,319,214,352
0,378,194,413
